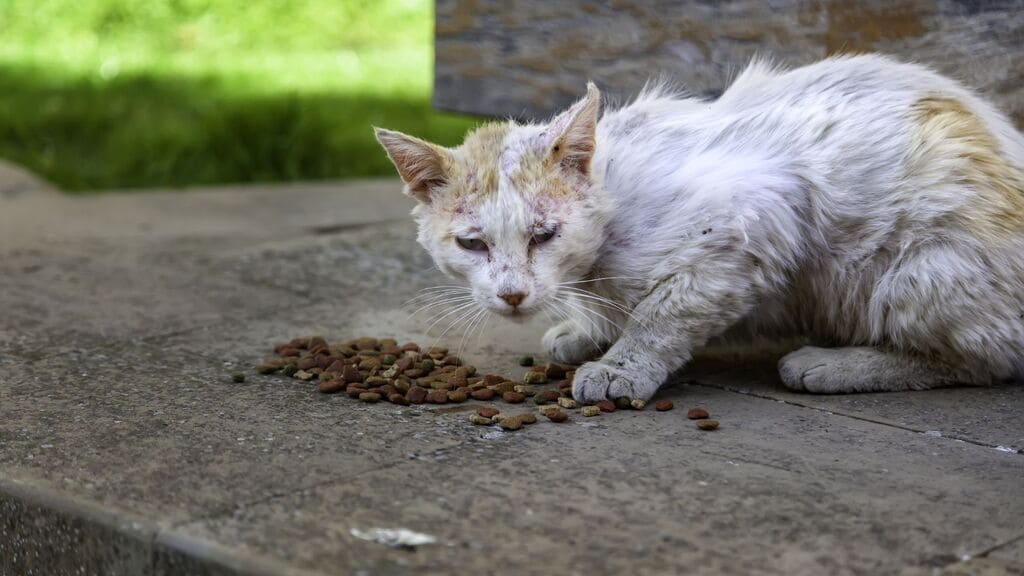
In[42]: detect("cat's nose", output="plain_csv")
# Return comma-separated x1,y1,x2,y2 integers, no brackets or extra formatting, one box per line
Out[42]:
499,292,528,307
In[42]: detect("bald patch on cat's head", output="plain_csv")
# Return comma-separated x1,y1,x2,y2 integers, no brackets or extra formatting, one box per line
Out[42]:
440,122,513,204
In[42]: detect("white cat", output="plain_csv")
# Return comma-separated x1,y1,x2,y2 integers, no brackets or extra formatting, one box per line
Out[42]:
375,54,1024,402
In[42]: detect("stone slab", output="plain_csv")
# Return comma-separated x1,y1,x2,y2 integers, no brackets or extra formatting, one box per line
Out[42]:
166,383,1024,576
435,0,1024,128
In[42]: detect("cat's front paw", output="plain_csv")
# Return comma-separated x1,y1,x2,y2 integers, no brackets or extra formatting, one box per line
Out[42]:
543,322,600,365
572,361,660,404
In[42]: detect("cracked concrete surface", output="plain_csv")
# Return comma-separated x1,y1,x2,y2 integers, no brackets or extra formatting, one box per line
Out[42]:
1,177,1022,576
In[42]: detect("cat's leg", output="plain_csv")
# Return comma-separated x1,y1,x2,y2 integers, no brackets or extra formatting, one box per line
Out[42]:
572,259,762,403
542,296,619,364
778,346,986,393
542,321,604,364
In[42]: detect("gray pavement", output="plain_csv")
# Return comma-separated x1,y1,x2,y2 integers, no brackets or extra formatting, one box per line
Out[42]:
0,174,1022,576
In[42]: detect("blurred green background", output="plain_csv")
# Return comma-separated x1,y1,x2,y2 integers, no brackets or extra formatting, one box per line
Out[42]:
0,0,476,191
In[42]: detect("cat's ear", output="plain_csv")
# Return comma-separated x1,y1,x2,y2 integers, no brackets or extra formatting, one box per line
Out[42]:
373,127,453,203
546,82,601,177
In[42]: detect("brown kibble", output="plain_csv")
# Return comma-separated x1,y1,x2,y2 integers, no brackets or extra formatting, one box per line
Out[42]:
442,355,462,366
318,380,344,393
513,384,536,397
297,357,317,371
426,390,449,404
389,394,409,406
279,347,301,357
354,337,378,350
447,374,468,388
696,419,720,431
545,410,569,423
557,397,578,409
539,390,561,402
502,391,526,404
400,342,420,352
523,371,547,384
325,359,346,373
477,406,500,419
543,362,568,380
499,416,524,431
470,388,496,401
448,390,468,403
256,361,282,374
482,374,505,386
469,414,493,425
519,413,538,425
430,381,454,391
358,356,382,371
655,400,674,412
341,365,361,384
308,336,328,350
358,392,381,403
345,385,363,398
687,407,710,419
581,405,601,417
394,356,414,371
407,386,427,404
489,381,517,394
596,400,616,413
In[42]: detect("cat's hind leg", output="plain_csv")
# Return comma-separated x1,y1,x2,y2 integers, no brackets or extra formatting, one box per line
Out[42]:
778,346,987,393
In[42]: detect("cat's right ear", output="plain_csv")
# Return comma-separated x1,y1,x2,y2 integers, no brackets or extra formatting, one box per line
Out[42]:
373,127,453,203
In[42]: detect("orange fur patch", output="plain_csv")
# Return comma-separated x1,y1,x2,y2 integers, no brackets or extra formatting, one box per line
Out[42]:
908,96,1024,240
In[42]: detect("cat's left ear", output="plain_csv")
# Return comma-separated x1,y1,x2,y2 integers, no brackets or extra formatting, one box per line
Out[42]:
546,82,601,177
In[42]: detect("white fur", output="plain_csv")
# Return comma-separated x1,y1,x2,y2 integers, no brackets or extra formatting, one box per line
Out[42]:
387,54,1024,401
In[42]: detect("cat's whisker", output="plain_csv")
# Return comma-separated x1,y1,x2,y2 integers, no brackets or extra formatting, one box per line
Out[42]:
555,286,641,321
456,308,489,360
405,296,477,322
429,303,485,350
557,291,627,334
559,276,645,285
547,296,605,353
422,301,480,336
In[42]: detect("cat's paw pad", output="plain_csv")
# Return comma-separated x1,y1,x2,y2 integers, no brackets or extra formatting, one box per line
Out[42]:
778,346,843,393
572,361,658,404
543,323,598,365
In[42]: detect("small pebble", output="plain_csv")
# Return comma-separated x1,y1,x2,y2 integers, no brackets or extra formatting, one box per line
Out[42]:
696,419,720,431
655,400,674,412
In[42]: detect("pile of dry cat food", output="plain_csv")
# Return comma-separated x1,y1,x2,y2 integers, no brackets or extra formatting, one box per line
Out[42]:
253,336,719,431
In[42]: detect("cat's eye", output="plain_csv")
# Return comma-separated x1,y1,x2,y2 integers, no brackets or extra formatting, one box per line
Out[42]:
530,228,558,246
456,237,488,252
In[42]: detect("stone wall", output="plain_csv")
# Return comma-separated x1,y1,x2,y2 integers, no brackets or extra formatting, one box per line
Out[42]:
434,0,1024,128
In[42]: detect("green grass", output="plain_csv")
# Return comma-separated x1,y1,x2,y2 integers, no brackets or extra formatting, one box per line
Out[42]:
0,0,478,191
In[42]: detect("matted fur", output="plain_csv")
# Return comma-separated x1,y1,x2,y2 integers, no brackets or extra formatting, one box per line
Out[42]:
376,54,1024,401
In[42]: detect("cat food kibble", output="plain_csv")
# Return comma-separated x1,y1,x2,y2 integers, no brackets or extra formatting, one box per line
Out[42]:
696,419,720,431
545,409,569,423
687,407,710,419
518,355,534,367
231,372,246,383
256,335,715,435
655,400,674,411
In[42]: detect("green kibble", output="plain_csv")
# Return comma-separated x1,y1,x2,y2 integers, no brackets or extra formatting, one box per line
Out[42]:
282,364,298,377
421,359,435,371
231,372,246,383
614,397,632,410
381,354,396,365
518,355,534,367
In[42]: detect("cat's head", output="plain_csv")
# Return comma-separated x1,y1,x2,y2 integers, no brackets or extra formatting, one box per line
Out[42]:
374,83,611,320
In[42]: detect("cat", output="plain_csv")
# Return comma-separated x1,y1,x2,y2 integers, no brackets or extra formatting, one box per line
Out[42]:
374,53,1024,403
